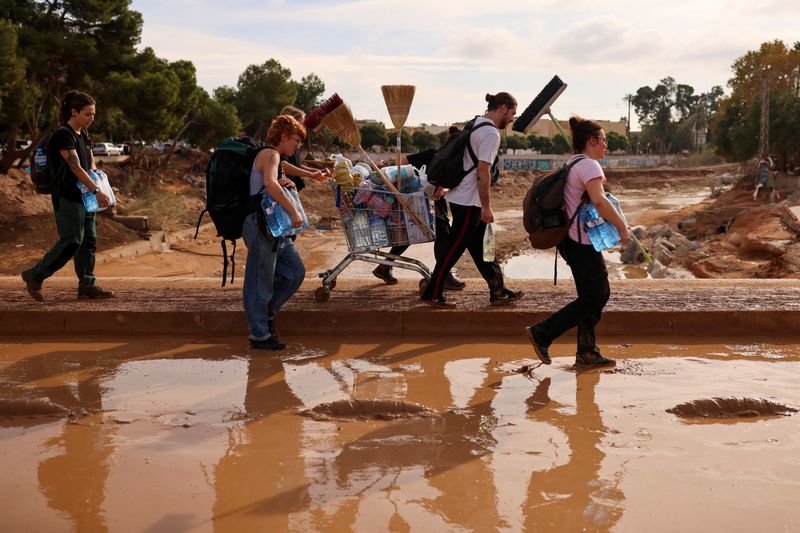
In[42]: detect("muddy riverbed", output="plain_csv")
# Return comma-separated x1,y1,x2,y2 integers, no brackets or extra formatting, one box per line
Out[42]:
1,336,798,531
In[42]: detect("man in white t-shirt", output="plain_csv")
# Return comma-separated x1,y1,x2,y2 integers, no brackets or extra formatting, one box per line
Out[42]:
420,92,524,309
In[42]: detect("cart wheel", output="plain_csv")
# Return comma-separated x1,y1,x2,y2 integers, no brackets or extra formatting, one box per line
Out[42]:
418,278,428,296
314,286,331,303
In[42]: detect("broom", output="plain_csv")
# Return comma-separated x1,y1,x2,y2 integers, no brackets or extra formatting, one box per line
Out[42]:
513,75,571,147
306,94,434,239
381,85,416,192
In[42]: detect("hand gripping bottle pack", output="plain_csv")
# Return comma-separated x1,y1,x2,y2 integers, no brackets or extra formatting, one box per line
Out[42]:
579,193,623,252
261,187,309,238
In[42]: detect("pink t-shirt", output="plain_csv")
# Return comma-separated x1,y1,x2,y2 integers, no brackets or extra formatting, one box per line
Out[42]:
564,155,606,244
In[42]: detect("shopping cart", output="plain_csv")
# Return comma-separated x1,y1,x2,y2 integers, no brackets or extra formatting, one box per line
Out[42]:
314,183,436,302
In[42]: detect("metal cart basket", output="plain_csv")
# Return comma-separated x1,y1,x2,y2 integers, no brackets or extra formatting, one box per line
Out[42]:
315,183,436,302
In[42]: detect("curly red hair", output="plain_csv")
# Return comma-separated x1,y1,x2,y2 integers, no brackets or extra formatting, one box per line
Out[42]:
267,115,306,146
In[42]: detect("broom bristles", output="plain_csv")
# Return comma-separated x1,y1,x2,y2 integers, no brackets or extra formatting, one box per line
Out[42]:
320,101,362,148
304,93,344,131
381,85,416,129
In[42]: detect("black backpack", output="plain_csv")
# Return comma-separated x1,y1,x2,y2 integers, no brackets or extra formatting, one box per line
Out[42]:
426,117,498,188
195,136,265,286
522,155,587,250
31,125,73,194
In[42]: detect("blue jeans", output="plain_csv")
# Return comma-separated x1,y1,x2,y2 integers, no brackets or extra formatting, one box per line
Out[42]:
242,212,305,341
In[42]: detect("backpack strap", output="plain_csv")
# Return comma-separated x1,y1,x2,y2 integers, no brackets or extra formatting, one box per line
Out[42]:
464,118,499,174
193,209,207,239
564,155,589,234
219,238,238,287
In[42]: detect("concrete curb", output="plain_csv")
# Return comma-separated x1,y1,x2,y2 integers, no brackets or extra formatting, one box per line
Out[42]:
2,277,800,338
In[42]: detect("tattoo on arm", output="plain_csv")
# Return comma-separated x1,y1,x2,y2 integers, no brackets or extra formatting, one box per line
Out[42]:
67,154,82,174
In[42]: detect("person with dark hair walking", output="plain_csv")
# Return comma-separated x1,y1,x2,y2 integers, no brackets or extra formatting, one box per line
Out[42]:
420,92,523,308
372,125,465,290
21,90,113,301
526,116,630,366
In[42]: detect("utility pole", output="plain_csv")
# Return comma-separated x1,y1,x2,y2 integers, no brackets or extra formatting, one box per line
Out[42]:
623,94,633,154
759,71,771,159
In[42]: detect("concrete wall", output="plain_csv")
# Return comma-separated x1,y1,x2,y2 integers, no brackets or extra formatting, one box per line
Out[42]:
500,154,678,171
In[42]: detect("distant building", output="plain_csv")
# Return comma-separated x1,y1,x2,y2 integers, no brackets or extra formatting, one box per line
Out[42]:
505,118,628,138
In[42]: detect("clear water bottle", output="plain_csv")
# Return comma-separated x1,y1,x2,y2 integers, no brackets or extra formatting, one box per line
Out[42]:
581,200,620,252
370,216,389,246
482,223,495,261
77,178,99,213
262,195,290,237
33,148,47,175
261,188,309,238
286,188,309,235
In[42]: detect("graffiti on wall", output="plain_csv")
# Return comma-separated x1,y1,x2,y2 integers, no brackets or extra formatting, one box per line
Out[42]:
501,156,675,170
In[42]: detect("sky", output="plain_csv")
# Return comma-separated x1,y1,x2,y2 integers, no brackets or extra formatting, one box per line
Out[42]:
131,0,800,131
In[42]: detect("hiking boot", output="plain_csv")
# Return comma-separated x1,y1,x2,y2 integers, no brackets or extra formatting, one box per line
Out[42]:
250,338,287,351
421,295,456,309
77,285,115,299
21,269,44,302
444,272,466,291
575,347,616,367
490,288,524,306
372,264,398,285
526,325,551,365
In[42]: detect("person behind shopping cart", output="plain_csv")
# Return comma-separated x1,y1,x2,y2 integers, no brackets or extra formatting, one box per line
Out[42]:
371,126,467,291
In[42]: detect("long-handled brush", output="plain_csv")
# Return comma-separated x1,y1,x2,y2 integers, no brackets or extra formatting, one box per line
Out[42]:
513,75,571,147
381,85,416,191
306,94,434,239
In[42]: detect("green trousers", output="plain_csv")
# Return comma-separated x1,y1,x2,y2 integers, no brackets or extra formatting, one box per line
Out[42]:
31,197,97,287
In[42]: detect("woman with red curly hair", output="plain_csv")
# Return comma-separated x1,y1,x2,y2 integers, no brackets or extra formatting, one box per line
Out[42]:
243,115,307,350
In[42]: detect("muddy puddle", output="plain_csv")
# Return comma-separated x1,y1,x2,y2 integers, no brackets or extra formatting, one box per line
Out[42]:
1,336,799,531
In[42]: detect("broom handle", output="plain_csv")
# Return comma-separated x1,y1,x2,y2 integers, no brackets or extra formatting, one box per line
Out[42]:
356,146,434,239
396,129,402,192
548,111,572,149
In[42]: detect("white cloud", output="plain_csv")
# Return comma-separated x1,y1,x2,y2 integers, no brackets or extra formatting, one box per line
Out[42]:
132,0,800,126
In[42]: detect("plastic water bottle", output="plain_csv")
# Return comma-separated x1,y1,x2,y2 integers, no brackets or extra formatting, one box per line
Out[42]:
77,178,99,213
370,216,389,246
482,224,495,261
581,200,620,252
262,188,309,238
287,188,309,234
33,148,47,175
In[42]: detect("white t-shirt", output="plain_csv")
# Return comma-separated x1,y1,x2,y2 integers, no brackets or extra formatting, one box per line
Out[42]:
564,155,606,244
446,117,500,207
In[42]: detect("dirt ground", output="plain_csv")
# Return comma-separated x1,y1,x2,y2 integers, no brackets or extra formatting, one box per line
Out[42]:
2,158,799,281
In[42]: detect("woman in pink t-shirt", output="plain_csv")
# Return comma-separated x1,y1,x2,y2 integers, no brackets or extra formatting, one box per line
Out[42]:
526,116,630,366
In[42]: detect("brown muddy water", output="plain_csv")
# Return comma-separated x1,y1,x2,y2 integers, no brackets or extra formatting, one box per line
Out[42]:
1,336,799,532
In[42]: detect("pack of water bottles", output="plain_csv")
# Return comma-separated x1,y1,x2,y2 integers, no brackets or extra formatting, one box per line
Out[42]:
78,169,117,213
579,193,625,252
261,187,309,238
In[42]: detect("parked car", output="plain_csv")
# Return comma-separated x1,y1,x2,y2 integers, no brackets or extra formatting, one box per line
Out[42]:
92,142,122,156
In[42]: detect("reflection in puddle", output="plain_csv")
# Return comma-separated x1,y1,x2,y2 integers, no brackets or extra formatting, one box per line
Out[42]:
1,338,800,531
